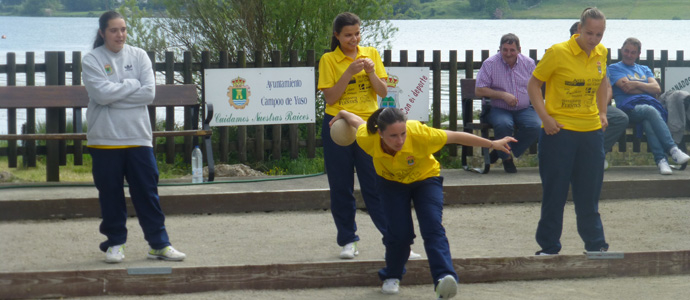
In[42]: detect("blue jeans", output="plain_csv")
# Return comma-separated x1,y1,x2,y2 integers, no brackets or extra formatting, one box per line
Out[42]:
377,176,458,284
626,104,677,163
604,105,629,152
90,147,171,252
322,114,387,246
487,107,541,160
535,129,609,254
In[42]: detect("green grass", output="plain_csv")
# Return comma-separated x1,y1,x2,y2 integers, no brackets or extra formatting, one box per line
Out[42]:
415,0,690,20
508,0,690,20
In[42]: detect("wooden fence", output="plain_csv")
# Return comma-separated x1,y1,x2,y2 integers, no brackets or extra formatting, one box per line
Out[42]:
1,48,689,169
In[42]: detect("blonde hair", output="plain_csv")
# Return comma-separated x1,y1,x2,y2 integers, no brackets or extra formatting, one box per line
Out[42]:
579,7,605,28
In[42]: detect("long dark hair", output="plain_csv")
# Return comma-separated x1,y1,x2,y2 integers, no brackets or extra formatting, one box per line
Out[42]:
367,108,407,135
93,10,123,49
330,12,361,51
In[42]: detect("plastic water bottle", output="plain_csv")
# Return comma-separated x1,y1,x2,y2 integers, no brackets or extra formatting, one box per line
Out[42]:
191,146,203,183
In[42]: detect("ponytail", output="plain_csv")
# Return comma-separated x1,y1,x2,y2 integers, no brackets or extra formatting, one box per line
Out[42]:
367,107,406,135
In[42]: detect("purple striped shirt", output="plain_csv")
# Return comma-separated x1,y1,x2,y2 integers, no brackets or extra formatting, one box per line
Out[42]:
475,53,536,111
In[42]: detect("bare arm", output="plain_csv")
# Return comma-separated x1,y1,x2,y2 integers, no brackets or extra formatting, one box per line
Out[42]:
445,130,516,154
322,62,361,105
528,75,562,135
362,58,388,98
475,87,518,107
597,78,609,130
614,76,661,96
322,58,387,105
329,110,366,129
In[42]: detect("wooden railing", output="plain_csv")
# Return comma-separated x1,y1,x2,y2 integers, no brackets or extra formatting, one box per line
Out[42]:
2,48,689,169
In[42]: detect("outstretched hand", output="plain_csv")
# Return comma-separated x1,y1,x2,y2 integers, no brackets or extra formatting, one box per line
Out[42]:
491,136,517,154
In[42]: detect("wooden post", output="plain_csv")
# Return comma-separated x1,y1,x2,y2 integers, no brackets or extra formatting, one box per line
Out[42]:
289,50,299,159
660,50,669,91
147,51,157,154
165,51,176,164
271,50,282,160
254,50,265,162
72,51,83,166
45,51,60,182
237,51,248,162
448,50,458,157
6,52,17,168
465,50,474,79
25,52,37,167
462,50,474,158
201,51,211,159
183,51,194,164
432,50,441,129
306,50,315,159
219,50,230,163
58,51,67,166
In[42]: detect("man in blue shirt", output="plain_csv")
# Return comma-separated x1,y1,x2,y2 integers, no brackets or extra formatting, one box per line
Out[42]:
608,37,690,174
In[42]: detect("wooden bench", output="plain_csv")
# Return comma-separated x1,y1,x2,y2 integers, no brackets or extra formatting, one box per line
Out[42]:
0,84,215,182
461,78,689,172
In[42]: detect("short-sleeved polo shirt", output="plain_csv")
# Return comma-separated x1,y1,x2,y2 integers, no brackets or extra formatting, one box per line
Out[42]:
356,121,447,184
318,45,387,120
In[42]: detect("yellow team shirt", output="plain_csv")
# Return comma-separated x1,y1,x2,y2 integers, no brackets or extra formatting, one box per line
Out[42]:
318,45,387,120
532,34,607,132
356,121,447,184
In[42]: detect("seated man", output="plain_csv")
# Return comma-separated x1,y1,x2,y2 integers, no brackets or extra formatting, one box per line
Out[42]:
475,33,541,173
571,21,629,170
608,37,690,175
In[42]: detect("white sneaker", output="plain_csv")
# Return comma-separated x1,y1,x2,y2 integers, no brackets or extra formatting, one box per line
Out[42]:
670,147,690,164
409,250,422,260
603,159,610,171
339,242,358,259
147,245,186,261
105,244,125,263
435,275,458,299
658,158,673,175
381,278,400,294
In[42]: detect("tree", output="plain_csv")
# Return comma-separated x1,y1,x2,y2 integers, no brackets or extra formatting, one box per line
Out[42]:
19,0,63,16
120,0,398,63
61,0,103,11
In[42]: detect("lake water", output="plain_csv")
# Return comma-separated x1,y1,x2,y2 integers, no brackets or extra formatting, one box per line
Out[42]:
2,16,690,133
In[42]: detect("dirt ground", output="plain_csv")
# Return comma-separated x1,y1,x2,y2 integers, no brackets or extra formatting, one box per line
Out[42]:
2,197,690,299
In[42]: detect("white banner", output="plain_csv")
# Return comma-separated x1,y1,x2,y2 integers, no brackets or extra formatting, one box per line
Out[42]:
205,68,316,126
665,67,690,92
378,67,431,121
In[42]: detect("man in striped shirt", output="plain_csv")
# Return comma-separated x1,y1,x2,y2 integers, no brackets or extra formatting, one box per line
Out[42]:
475,33,541,173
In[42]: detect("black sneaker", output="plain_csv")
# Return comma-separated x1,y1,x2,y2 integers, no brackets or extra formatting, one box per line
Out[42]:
489,150,499,164
503,158,517,173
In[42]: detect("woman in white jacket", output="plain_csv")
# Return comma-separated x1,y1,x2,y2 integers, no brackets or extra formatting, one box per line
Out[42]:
82,10,185,263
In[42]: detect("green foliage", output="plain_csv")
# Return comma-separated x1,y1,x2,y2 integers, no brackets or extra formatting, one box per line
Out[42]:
61,0,102,11
250,149,324,175
18,0,63,16
122,0,398,63
118,0,167,56
469,0,486,11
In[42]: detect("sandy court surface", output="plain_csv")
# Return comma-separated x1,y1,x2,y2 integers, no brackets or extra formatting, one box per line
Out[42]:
2,198,690,299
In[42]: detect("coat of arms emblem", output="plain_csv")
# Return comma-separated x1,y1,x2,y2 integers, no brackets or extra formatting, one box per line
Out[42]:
380,75,400,108
227,76,251,109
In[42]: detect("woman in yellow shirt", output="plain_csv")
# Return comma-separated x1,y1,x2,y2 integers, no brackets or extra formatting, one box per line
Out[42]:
331,107,514,298
527,7,610,255
318,12,396,260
